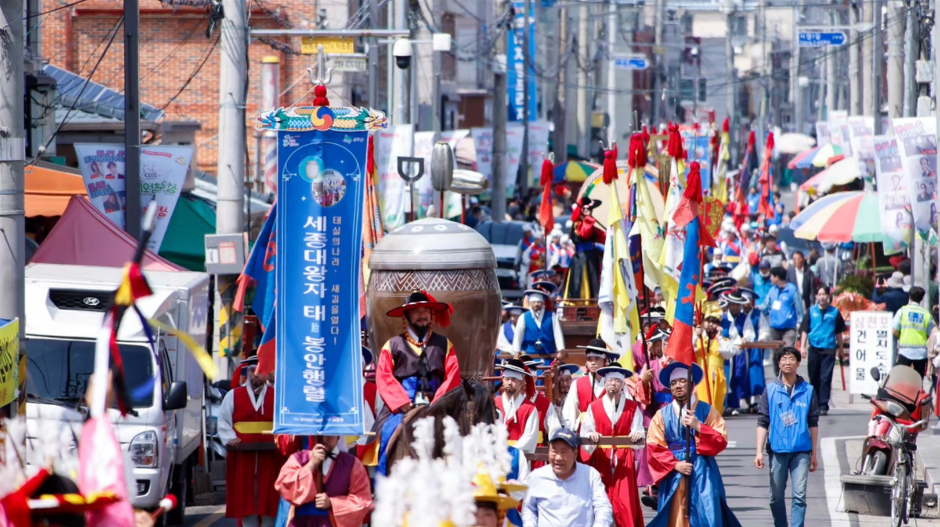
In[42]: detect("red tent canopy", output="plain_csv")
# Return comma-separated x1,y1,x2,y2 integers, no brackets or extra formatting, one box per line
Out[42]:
30,196,183,271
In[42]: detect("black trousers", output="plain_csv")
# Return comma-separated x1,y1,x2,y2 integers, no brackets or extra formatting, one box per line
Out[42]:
807,347,836,411
897,354,928,378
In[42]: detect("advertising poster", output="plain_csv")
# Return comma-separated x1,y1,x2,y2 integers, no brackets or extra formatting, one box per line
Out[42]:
682,131,713,193
506,124,525,198
375,125,413,231
893,118,938,237
849,311,895,395
413,131,437,218
872,136,912,254
526,120,552,188
847,116,874,176
274,125,367,435
828,111,852,157
507,1,537,122
74,144,193,252
0,318,18,408
815,122,831,147
472,127,494,200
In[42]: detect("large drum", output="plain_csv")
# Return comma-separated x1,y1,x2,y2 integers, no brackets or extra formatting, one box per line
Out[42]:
366,218,502,379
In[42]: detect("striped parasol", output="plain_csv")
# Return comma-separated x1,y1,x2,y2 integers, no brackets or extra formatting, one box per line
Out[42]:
789,191,882,242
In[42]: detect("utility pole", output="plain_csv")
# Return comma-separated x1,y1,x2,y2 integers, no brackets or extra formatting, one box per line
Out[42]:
725,8,736,160
552,6,569,164
793,0,805,133
885,0,903,122
368,0,380,110
861,0,873,116
492,3,508,223
605,0,618,145
0,0,26,415
826,8,837,114
521,0,531,193
124,0,141,239
871,0,883,133
934,0,940,292
576,2,591,158
393,0,408,125
902,5,916,117
849,3,861,114
652,0,663,125
216,0,247,361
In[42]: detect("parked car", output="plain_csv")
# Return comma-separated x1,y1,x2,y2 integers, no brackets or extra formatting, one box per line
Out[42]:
474,220,533,300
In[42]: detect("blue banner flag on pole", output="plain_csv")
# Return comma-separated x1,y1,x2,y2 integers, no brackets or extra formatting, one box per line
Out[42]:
274,127,368,435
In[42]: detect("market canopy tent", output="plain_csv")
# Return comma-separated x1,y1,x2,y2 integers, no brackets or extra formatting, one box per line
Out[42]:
31,195,182,271
25,163,87,217
158,195,216,271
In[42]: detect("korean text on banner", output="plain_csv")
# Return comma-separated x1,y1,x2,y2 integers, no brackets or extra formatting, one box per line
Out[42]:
74,144,194,252
872,136,912,254
893,117,938,237
849,311,895,395
0,319,19,407
507,0,537,122
375,125,413,231
275,128,367,436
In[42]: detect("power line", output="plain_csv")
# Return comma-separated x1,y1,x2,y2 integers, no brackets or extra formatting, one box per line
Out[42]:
161,33,221,111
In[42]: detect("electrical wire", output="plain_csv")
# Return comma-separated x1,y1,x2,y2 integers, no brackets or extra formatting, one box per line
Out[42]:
161,33,221,111
32,15,124,163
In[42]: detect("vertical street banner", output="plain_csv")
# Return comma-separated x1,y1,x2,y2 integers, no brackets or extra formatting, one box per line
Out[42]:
849,311,895,396
506,123,525,197
827,111,852,157
847,116,874,176
526,121,552,188
74,144,194,252
893,117,938,237
815,122,831,147
872,136,912,254
471,127,494,199
0,318,18,408
682,131,713,193
508,0,537,122
375,125,413,231
413,131,437,217
261,105,387,435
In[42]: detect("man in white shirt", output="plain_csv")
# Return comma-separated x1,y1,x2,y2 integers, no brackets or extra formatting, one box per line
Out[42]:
522,429,613,527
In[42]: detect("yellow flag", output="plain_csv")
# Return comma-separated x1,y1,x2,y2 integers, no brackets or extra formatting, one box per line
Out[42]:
634,167,664,291
148,319,219,380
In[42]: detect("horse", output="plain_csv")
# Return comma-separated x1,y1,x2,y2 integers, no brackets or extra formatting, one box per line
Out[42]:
383,378,497,473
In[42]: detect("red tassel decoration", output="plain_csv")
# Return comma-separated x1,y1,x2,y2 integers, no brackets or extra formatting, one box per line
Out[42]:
628,133,646,177
641,125,650,147
684,162,703,202
313,84,330,107
747,129,756,150
421,290,452,328
666,123,684,159
765,131,775,153
722,117,729,133
602,143,618,185
539,159,555,234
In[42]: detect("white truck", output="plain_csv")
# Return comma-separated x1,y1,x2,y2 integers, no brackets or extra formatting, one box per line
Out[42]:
24,263,210,525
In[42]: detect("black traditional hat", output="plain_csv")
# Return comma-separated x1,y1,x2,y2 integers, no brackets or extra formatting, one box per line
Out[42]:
386,290,453,326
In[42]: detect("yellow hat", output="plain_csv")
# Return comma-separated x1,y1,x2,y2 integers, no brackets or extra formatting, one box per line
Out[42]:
472,472,520,510
495,475,528,495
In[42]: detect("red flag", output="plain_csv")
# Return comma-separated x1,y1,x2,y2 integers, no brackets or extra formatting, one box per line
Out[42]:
671,162,716,247
758,132,775,217
538,158,554,233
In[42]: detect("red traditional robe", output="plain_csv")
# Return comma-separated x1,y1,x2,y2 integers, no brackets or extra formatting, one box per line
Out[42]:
224,386,286,519
530,392,551,445
375,333,461,413
357,381,379,465
584,398,644,527
494,394,539,448
275,449,373,527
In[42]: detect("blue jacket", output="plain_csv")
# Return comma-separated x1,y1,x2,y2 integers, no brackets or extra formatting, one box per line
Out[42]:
760,377,817,454
804,304,843,349
873,287,908,315
763,282,803,330
522,311,556,355
751,271,773,304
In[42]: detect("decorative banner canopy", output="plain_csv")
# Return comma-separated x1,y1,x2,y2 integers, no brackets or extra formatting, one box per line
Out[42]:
259,105,387,436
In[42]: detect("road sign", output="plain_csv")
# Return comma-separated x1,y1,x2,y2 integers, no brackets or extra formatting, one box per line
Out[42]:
614,54,649,71
332,57,367,73
798,31,846,47
301,37,354,55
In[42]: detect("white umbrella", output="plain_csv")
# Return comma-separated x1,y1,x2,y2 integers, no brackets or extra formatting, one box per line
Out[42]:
776,133,816,154
816,156,863,194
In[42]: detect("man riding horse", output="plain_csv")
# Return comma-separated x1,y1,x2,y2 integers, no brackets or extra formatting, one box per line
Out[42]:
374,290,462,475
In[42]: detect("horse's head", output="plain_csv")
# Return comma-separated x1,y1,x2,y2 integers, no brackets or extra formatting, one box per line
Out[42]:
462,378,497,426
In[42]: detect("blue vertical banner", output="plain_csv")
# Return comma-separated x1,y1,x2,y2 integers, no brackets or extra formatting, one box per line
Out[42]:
507,1,537,122
263,105,387,435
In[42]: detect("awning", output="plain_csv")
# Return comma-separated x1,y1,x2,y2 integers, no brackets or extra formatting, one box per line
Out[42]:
158,195,216,272
25,163,87,217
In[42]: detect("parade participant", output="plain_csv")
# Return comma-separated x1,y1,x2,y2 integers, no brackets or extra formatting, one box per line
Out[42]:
562,338,618,432
275,435,373,527
374,291,462,475
494,359,540,479
545,362,580,435
548,230,571,271
653,287,665,309
647,363,740,527
564,196,605,299
357,346,381,464
695,316,738,415
704,248,725,276
755,347,819,527
471,472,522,527
722,290,766,414
497,304,526,355
750,257,773,303
522,429,613,527
512,289,564,359
634,328,672,508
520,354,552,448
719,230,742,265
799,286,846,415
761,266,804,374
523,234,547,287
580,366,645,527
892,286,935,377
218,356,285,527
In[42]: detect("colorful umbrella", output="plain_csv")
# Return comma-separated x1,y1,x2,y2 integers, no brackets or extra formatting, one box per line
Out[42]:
788,146,820,170
798,170,827,193
816,156,863,194
776,132,816,154
811,143,843,167
789,191,882,242
553,160,600,184
578,161,664,229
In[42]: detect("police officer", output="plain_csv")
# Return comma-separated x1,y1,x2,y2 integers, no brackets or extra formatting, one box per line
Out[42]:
798,285,846,416
755,347,820,527
761,266,804,375
892,286,936,377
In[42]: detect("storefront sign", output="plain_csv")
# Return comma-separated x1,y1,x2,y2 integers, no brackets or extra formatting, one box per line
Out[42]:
849,311,895,396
